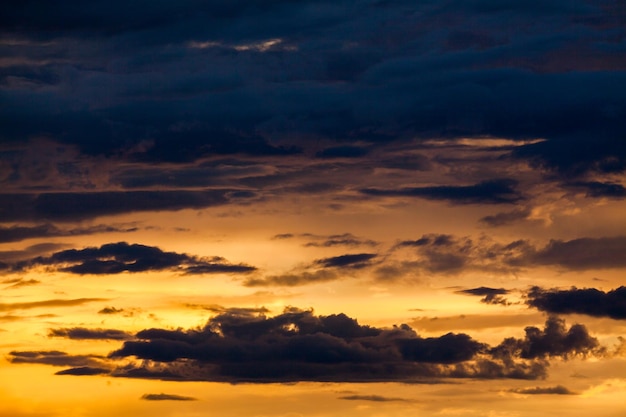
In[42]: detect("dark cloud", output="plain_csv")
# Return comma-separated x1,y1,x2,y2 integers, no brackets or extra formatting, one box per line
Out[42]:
511,385,577,395
0,190,247,222
3,278,41,289
361,179,523,205
338,395,410,402
8,308,605,383
314,253,377,269
1,0,622,178
244,270,338,287
479,208,532,227
0,298,107,312
527,286,626,320
8,351,105,367
9,242,256,275
141,393,197,401
48,327,133,340
528,237,626,270
512,137,626,178
104,308,560,382
98,306,125,315
303,233,378,248
0,223,138,243
564,181,626,199
315,146,370,158
391,234,626,276
56,367,111,376
186,304,270,315
490,316,603,360
456,287,511,305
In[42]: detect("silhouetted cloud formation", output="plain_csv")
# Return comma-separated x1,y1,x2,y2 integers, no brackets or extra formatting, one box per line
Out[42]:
391,234,626,275
338,395,410,402
9,351,105,367
0,190,247,222
9,242,256,275
511,385,577,395
361,179,523,205
48,327,133,340
98,307,125,315
564,181,626,199
0,223,138,243
527,237,626,270
490,316,603,360
0,298,107,312
314,253,377,269
56,367,111,376
456,287,511,305
141,393,197,401
527,286,626,320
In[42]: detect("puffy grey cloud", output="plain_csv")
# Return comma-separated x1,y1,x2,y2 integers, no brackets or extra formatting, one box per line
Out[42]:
527,286,626,320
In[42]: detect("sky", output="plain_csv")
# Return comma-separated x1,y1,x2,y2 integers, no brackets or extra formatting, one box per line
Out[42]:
1,1,625,416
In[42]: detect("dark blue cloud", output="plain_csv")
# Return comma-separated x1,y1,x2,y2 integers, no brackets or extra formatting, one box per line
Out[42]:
0,0,622,171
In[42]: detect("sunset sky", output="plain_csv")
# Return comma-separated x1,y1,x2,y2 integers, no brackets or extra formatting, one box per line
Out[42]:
1,1,626,416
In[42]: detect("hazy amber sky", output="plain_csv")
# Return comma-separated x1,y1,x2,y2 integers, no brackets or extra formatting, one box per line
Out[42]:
1,1,626,416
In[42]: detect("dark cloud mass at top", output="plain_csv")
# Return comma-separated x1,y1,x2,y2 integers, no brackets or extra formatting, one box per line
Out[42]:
0,0,623,183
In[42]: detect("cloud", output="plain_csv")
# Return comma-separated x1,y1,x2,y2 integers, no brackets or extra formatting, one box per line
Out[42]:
315,146,369,158
244,270,338,287
303,233,378,248
526,286,626,320
511,385,577,395
479,208,532,227
48,327,133,340
141,393,197,401
0,298,107,312
456,287,511,305
98,306,125,315
0,190,246,222
314,253,377,269
8,351,105,367
490,316,603,360
56,367,111,376
0,223,138,243
3,278,40,289
512,137,626,178
390,234,626,276
528,237,626,270
361,179,523,205
338,395,410,402
103,308,573,382
9,242,256,275
564,181,626,199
